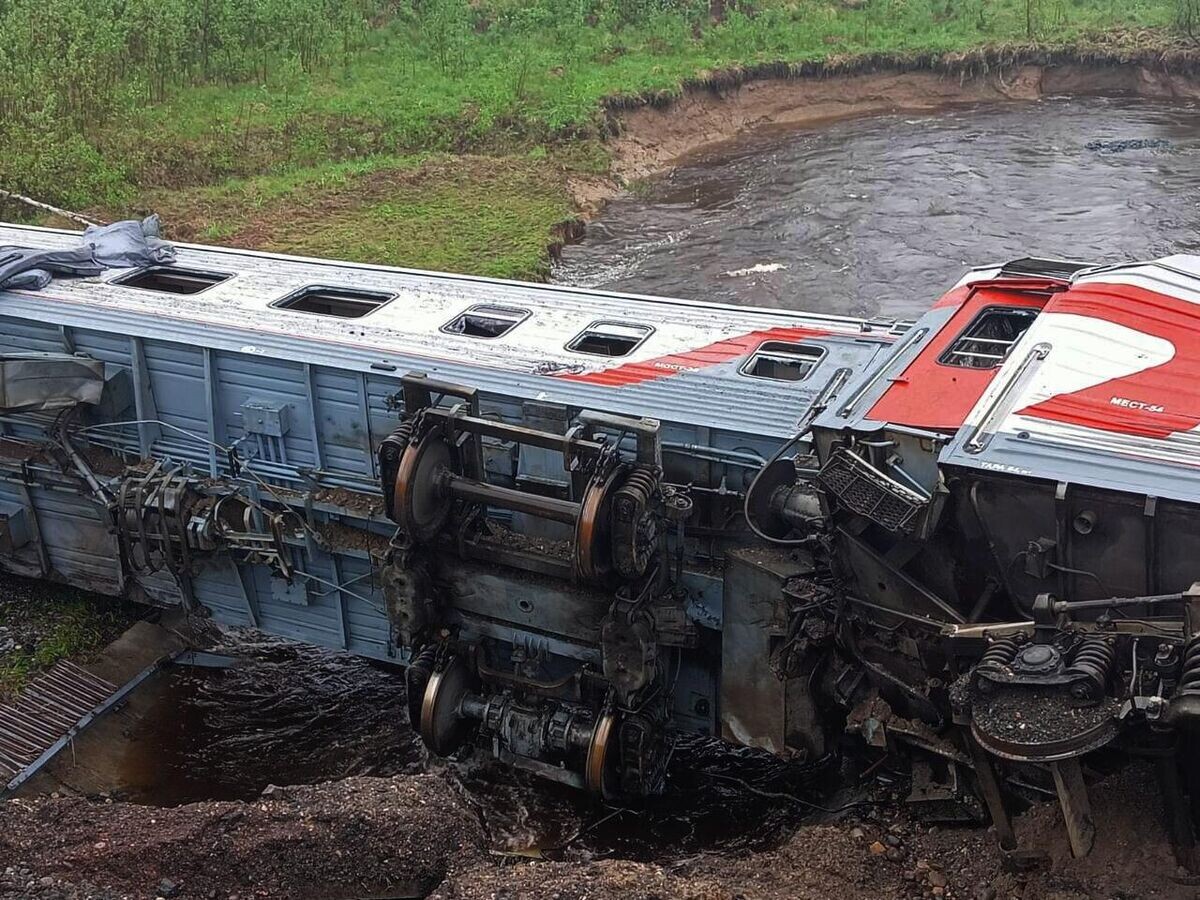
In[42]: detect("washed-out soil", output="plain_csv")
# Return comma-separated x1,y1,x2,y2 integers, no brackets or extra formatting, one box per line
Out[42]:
0,762,1193,900
609,60,1200,182
0,775,484,900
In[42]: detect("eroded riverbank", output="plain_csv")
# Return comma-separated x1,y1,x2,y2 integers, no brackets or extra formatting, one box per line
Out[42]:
68,45,1200,281
605,55,1200,182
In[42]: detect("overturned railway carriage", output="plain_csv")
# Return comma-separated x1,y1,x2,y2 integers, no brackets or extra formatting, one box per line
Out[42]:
813,257,1200,858
3,223,1200,860
0,223,900,796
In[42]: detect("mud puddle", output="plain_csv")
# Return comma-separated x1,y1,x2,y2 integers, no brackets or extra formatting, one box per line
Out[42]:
557,96,1200,319
114,641,420,808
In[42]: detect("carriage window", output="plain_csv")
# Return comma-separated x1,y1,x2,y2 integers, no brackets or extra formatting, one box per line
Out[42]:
273,285,393,318
939,307,1039,369
441,304,530,339
113,266,231,295
567,321,653,357
740,342,825,382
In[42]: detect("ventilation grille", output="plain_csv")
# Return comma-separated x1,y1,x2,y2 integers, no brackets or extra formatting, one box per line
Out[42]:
817,447,928,533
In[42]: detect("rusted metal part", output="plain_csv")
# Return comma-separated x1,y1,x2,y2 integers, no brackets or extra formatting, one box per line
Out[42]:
845,695,970,766
573,468,620,581
585,711,617,796
393,430,454,543
418,654,475,756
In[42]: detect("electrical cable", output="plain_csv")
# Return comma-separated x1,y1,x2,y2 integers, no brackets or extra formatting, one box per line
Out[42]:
742,430,813,546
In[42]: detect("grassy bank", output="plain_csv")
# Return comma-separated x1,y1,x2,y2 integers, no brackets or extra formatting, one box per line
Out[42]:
138,152,591,279
0,0,1193,278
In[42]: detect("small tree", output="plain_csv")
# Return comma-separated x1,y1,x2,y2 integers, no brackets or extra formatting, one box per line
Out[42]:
422,0,471,77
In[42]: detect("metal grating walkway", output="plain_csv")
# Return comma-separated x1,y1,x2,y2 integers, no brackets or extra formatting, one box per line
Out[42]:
0,660,117,784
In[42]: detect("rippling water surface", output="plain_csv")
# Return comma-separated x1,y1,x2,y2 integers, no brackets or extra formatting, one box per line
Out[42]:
555,97,1200,318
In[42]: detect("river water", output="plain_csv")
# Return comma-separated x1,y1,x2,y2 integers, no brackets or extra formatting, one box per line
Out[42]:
556,96,1200,319
112,95,1200,858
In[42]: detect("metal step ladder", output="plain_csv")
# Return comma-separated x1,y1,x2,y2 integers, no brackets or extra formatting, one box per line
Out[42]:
0,660,118,792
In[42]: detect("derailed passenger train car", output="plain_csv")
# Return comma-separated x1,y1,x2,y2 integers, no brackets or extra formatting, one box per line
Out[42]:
2,222,1199,863
0,222,899,797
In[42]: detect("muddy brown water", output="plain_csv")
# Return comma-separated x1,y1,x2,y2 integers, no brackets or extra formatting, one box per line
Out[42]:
557,96,1200,318
111,95,1200,860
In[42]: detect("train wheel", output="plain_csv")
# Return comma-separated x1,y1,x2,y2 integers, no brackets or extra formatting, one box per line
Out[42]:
419,654,474,756
393,429,455,543
585,711,618,798
574,468,622,581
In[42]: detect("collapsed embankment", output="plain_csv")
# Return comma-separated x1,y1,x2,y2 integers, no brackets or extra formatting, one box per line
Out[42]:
601,47,1200,185
1,763,1192,900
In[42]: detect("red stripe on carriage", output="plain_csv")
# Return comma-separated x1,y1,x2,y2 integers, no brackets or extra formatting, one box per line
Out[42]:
867,286,1050,431
1017,281,1200,439
553,325,836,387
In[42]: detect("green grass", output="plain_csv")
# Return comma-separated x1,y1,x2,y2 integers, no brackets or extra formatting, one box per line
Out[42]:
0,0,1192,278
99,0,1181,189
127,152,583,278
0,596,136,698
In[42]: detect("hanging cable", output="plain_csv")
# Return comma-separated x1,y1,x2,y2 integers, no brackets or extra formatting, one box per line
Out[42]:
743,367,850,546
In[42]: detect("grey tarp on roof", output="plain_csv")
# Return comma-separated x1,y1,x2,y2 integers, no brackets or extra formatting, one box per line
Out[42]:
0,216,175,291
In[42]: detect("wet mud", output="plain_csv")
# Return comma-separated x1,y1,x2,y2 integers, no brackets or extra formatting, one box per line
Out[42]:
99,636,831,862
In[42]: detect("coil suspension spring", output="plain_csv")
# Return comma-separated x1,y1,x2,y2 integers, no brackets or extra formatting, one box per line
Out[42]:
619,466,658,503
1065,636,1116,699
379,418,417,521
611,465,659,580
1179,634,1200,695
381,418,416,463
978,635,1022,677
405,643,439,725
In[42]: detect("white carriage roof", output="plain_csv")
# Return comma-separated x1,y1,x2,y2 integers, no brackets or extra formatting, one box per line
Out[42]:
0,223,899,439
942,255,1200,502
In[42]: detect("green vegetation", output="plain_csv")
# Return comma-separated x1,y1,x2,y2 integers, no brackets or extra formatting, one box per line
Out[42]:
0,588,139,697
0,0,1190,277
138,153,584,279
